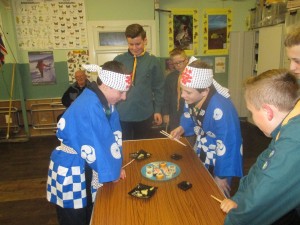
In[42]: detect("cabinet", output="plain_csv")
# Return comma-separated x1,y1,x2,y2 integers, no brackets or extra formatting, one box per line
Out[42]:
255,24,285,75
228,31,255,119
228,24,285,121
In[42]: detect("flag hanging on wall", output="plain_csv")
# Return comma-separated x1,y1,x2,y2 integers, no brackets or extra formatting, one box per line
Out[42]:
0,35,8,64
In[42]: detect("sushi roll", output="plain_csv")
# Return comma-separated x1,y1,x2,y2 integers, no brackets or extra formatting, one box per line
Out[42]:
152,162,160,168
168,165,176,174
160,161,167,168
146,165,153,173
146,170,153,178
165,171,173,179
156,171,164,180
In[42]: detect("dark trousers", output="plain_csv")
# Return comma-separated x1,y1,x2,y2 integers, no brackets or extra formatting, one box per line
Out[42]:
56,204,93,225
272,209,300,225
120,116,154,140
56,163,93,225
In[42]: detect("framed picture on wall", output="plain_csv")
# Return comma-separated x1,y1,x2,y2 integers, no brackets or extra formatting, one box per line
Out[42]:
168,9,199,56
28,51,56,85
203,8,232,55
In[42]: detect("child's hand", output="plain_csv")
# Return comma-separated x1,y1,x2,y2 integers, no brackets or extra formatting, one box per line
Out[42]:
120,169,126,180
113,169,126,183
153,113,162,125
170,126,184,140
163,115,170,124
214,176,231,197
220,199,237,213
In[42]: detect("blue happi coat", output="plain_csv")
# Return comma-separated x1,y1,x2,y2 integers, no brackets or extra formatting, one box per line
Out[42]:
180,91,243,178
47,86,123,209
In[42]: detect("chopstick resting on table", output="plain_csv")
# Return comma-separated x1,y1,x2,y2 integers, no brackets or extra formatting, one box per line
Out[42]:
122,159,135,169
210,195,223,203
160,130,187,147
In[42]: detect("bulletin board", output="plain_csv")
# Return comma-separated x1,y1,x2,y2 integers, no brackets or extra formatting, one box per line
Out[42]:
168,9,199,56
203,8,232,55
12,0,88,50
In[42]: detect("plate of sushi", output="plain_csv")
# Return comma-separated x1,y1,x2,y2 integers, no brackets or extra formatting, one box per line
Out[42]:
141,161,181,181
128,183,158,199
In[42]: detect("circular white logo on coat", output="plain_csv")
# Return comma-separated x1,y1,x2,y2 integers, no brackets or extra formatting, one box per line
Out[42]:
111,143,121,159
213,108,223,120
81,145,96,163
57,118,66,130
184,112,191,118
216,140,226,156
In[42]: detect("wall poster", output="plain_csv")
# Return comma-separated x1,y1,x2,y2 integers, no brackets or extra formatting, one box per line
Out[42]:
67,50,89,83
29,51,56,85
203,8,232,55
215,56,226,73
13,0,88,50
168,9,199,56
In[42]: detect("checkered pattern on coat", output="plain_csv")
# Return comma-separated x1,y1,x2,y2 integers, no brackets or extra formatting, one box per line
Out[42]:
47,160,87,209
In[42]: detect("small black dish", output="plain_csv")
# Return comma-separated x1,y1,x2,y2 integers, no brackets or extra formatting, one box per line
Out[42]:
178,181,192,191
171,153,183,160
128,183,157,199
130,149,151,160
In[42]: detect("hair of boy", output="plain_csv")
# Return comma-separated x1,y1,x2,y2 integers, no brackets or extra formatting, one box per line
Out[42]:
284,25,300,47
125,24,146,39
244,69,299,111
169,47,187,58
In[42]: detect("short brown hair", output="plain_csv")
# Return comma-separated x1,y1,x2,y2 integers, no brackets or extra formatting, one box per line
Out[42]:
284,25,300,47
188,60,212,69
244,69,299,111
125,24,146,39
169,47,187,58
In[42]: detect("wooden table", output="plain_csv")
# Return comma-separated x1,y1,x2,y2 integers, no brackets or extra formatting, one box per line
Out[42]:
91,138,225,225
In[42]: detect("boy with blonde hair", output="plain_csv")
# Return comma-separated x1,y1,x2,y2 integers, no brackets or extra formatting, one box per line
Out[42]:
221,69,300,224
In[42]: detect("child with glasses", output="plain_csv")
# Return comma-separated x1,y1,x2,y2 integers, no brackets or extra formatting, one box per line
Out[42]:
162,48,189,132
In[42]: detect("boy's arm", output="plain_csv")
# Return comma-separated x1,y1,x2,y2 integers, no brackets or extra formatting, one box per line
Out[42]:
151,57,165,114
225,128,300,225
179,103,195,136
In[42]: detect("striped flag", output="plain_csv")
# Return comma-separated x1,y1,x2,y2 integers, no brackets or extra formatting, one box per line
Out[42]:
0,35,8,64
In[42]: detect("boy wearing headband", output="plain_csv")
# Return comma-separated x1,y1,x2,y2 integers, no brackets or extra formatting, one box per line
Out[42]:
46,61,131,225
170,59,243,197
221,69,300,225
114,23,164,140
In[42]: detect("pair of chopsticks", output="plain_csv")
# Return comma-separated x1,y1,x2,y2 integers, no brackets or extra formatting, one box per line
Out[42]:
210,195,222,203
122,159,135,169
160,130,187,147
